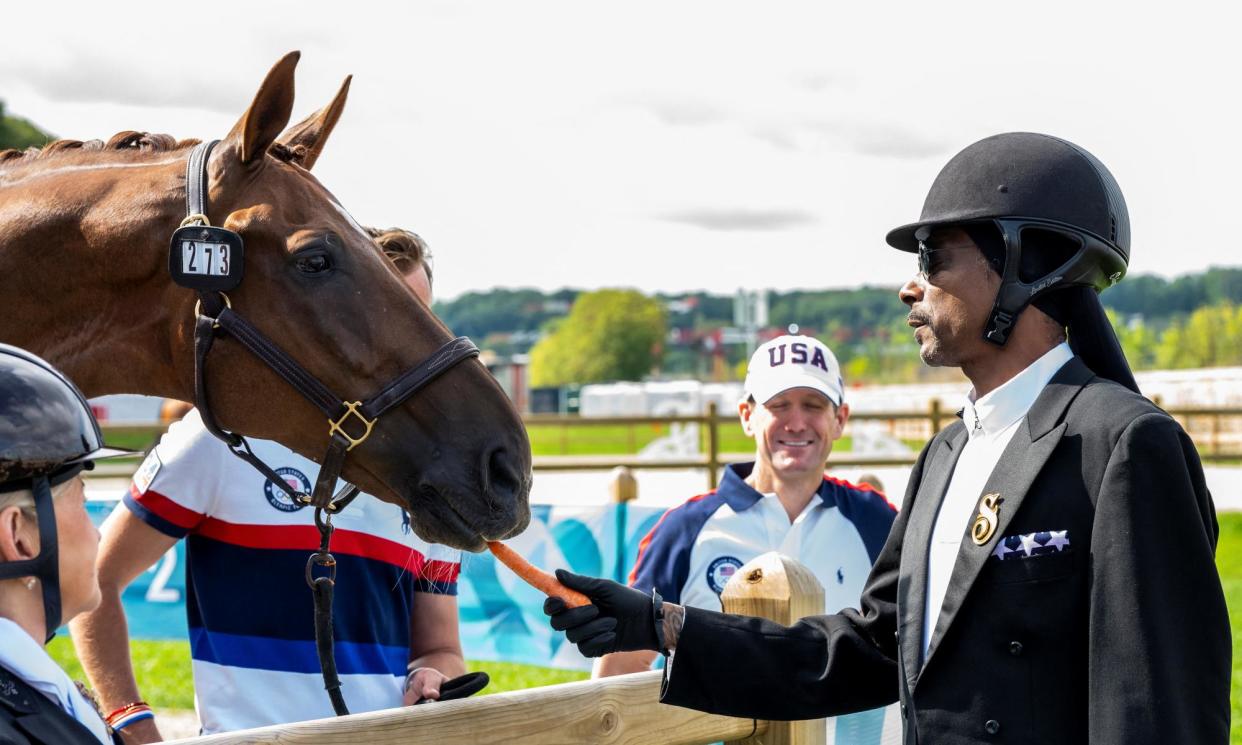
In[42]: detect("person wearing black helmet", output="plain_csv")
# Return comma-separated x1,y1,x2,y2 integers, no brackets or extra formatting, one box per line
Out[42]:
0,344,133,744
543,133,1230,744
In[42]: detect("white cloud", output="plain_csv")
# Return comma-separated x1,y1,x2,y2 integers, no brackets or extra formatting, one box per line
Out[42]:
0,0,1238,301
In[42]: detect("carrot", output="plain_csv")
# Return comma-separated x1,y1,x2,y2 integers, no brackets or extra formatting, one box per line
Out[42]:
487,541,591,608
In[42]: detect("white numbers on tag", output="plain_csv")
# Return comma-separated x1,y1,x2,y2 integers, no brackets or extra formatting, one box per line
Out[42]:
180,240,231,276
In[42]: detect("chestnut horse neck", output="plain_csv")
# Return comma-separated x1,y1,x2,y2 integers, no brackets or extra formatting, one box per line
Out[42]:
0,139,201,398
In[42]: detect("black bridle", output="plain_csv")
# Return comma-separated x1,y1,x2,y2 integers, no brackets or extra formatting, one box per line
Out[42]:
174,140,479,715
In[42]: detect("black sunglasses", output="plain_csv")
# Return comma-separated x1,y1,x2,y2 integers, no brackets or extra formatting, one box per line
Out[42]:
916,242,956,279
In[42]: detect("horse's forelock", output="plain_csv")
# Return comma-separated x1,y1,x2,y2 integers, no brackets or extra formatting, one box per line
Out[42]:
105,131,188,151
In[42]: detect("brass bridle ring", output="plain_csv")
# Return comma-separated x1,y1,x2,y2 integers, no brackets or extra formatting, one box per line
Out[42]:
193,292,233,328
328,401,376,451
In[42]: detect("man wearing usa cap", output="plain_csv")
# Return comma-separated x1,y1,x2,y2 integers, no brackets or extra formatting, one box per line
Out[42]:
544,133,1230,744
596,335,896,683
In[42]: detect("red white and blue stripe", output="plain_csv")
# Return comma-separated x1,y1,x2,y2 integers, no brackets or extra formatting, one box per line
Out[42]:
123,410,460,734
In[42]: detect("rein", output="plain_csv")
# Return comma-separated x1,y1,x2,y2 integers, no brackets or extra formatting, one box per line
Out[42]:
174,140,480,715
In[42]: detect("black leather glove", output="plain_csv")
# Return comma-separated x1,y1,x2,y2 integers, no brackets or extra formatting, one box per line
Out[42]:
543,569,665,657
414,672,490,704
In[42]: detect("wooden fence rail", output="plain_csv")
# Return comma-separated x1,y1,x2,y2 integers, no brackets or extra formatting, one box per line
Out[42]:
94,401,1242,489
167,552,828,745
166,671,764,745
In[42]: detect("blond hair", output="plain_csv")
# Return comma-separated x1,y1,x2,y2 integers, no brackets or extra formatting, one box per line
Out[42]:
0,477,78,518
366,227,433,286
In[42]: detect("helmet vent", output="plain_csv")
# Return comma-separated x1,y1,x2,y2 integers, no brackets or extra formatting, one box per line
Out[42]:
1110,216,1117,242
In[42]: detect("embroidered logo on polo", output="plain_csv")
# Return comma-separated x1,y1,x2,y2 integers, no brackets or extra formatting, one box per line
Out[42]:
707,556,744,594
263,467,311,512
990,530,1071,561
132,450,163,494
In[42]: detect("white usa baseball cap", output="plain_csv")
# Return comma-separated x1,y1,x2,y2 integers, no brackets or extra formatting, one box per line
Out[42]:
744,335,844,406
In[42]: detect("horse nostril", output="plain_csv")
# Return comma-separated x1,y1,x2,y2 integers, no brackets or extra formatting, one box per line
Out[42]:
485,447,522,506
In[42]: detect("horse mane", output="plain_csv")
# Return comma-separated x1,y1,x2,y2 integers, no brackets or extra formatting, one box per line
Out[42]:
0,131,313,175
0,131,201,169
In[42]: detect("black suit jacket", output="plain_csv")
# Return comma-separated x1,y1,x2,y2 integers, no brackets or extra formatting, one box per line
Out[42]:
661,358,1231,744
0,664,114,745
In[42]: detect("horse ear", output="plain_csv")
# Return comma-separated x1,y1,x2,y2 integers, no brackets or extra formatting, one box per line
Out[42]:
273,75,351,170
224,51,300,165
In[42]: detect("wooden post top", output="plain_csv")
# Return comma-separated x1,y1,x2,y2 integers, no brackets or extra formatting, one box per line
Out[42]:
720,552,826,745
609,465,638,503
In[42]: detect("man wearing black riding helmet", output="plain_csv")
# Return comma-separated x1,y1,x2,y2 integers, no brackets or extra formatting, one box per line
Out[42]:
0,344,134,744
544,133,1230,744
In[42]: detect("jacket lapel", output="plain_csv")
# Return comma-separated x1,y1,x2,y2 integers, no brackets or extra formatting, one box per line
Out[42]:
921,357,1093,668
899,422,967,689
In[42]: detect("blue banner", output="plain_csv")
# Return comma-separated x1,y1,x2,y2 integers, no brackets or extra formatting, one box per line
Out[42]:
84,499,666,663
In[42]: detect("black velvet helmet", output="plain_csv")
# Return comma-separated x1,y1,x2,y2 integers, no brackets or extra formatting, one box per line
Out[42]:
0,345,130,486
0,344,132,639
887,133,1139,392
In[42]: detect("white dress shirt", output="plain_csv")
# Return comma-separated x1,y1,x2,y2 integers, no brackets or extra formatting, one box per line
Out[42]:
922,342,1072,658
0,617,111,743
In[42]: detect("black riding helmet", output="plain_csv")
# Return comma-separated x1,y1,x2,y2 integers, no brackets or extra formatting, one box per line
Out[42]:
0,344,133,640
886,132,1139,392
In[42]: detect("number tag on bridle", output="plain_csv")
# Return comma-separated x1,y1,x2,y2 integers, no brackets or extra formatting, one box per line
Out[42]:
169,225,244,292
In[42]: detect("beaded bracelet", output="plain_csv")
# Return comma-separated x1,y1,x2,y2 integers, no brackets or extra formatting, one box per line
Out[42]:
106,701,154,731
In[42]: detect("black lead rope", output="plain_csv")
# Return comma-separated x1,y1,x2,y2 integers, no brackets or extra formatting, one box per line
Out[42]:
307,507,348,716
174,140,480,715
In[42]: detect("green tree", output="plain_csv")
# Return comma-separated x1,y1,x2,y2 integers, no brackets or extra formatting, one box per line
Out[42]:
1107,309,1159,370
434,287,579,341
529,289,666,386
1155,302,1242,369
0,101,52,151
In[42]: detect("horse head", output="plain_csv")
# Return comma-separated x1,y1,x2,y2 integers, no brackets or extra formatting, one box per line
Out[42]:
0,52,532,550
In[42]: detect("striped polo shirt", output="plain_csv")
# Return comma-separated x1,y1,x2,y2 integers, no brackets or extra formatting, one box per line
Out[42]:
630,462,897,613
123,410,459,734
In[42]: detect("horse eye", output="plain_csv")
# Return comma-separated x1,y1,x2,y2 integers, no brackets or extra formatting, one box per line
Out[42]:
295,252,333,275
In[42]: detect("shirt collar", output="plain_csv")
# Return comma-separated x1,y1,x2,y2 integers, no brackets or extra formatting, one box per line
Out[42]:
717,462,836,512
960,342,1073,438
0,618,76,712
0,619,110,742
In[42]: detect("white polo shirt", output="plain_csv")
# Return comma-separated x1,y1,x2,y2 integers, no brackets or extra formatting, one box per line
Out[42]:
629,462,897,614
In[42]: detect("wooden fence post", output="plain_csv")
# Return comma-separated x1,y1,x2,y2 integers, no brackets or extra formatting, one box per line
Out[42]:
707,401,720,490
610,466,638,503
929,399,942,435
720,552,826,745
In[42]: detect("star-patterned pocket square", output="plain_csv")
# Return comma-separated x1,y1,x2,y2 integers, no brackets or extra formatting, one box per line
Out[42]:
990,530,1071,561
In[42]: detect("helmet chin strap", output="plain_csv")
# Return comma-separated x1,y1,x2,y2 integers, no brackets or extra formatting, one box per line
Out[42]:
31,477,62,642
981,220,1111,347
982,233,1031,346
978,224,1140,393
0,473,64,642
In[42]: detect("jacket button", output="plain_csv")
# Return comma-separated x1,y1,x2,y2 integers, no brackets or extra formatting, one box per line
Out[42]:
985,719,1001,735
1009,641,1024,656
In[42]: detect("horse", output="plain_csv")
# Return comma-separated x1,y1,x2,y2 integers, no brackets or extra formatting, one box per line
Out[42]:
0,52,531,552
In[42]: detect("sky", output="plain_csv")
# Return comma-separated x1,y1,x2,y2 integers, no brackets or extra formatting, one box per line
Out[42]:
2,1,1238,300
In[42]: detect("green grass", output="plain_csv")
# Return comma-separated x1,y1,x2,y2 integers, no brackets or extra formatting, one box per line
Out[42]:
47,637,196,711
45,637,586,712
476,659,589,692
1218,513,1242,744
526,422,853,457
